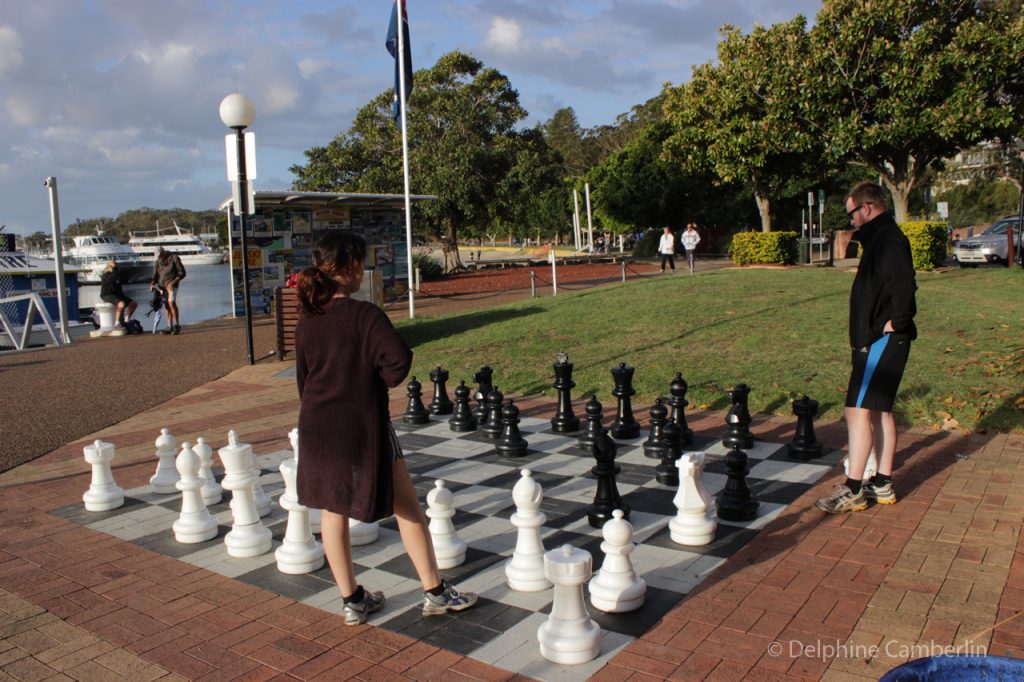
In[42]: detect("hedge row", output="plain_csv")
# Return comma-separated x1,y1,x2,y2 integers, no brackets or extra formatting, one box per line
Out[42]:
899,221,948,271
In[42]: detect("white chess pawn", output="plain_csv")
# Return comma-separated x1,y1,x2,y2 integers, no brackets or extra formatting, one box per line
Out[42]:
589,510,646,612
82,440,124,512
538,544,602,664
506,468,551,592
150,428,179,494
275,455,324,574
173,442,219,543
350,518,379,546
218,431,272,557
670,454,717,546
193,436,223,506
289,427,321,533
844,449,879,481
427,480,466,569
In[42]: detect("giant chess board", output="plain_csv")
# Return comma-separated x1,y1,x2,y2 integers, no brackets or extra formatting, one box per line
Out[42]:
53,416,845,681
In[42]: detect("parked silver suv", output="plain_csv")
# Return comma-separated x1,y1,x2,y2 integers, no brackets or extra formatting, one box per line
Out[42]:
956,216,1023,267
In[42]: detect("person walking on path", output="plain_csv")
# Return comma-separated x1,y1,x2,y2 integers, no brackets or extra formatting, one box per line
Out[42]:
293,231,477,625
680,224,701,274
658,227,676,272
150,248,186,335
816,182,917,514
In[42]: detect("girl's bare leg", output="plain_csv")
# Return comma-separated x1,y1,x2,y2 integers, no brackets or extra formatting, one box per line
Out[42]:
320,510,358,596
392,458,441,590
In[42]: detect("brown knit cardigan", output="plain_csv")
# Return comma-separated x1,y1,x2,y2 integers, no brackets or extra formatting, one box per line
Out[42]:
295,297,412,521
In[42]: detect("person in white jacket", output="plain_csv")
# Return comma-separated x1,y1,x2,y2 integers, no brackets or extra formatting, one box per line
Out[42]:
681,224,701,274
657,227,676,272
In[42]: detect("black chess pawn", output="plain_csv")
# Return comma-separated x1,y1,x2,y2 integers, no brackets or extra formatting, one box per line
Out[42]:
550,352,580,433
722,383,754,450
610,363,640,439
449,380,477,432
577,394,604,452
660,414,682,487
667,372,694,446
481,386,504,440
788,395,823,460
428,366,454,415
716,444,759,521
402,377,430,424
496,400,529,457
642,398,669,460
472,366,493,425
588,430,630,528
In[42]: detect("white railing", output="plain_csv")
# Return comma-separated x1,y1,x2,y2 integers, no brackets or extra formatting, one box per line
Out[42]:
0,292,66,351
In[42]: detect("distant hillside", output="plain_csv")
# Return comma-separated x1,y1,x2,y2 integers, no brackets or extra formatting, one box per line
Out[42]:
63,208,227,245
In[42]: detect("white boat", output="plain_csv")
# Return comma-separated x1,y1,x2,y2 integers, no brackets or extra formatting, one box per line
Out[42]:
63,233,152,285
129,223,225,265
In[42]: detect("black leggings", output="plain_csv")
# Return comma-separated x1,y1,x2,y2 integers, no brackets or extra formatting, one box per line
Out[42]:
660,254,675,270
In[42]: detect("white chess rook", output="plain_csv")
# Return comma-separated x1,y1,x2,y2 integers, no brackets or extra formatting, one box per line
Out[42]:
589,510,646,612
538,544,602,665
289,427,323,533
218,431,272,557
506,469,551,591
427,480,466,569
193,436,223,506
82,440,124,512
173,442,219,543
670,453,717,546
275,457,325,574
150,428,180,494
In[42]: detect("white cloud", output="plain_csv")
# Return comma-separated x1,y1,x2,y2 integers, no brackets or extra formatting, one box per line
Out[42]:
0,25,22,75
485,17,524,53
5,94,37,127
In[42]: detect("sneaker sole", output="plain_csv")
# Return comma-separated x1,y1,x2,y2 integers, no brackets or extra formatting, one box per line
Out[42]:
422,598,478,616
868,495,898,505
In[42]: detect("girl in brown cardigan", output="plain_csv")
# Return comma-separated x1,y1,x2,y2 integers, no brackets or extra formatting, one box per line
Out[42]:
295,231,477,625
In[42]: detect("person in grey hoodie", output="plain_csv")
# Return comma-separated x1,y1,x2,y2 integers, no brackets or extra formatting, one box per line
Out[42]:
150,248,186,334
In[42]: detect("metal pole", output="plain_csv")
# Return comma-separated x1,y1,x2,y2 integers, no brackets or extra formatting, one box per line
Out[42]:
621,260,626,283
573,189,582,251
225,206,236,318
550,249,557,296
585,183,594,253
530,270,536,298
396,0,415,319
43,177,71,344
1017,180,1023,269
234,129,255,366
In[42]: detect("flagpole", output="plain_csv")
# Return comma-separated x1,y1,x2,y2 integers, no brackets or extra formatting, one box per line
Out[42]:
396,0,415,319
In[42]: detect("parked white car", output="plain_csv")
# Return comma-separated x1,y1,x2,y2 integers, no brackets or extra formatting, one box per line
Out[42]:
956,216,1023,267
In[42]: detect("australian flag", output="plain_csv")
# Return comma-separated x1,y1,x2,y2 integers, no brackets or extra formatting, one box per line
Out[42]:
385,0,413,127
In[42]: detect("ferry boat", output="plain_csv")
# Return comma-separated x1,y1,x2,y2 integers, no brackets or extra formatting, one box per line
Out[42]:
63,233,152,284
129,223,224,265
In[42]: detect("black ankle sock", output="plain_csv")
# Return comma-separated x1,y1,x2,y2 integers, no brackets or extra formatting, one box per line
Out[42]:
872,474,892,486
844,478,862,494
426,582,445,596
343,585,365,604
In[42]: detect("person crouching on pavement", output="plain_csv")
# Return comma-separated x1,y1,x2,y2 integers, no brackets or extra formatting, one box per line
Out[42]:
150,248,186,335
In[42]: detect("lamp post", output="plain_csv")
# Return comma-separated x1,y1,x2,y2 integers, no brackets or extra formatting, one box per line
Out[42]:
219,94,256,366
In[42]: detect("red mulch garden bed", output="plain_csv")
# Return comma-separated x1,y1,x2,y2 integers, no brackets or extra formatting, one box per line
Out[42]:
417,261,661,297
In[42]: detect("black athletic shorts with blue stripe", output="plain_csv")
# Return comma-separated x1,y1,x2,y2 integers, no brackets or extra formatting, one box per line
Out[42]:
845,333,911,412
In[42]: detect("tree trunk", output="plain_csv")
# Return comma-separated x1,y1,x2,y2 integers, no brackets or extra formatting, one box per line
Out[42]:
753,190,773,232
882,178,912,223
441,218,464,273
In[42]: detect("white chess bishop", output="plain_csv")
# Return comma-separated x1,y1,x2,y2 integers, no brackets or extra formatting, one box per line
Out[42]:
427,480,466,569
173,442,219,543
82,440,124,512
506,469,551,592
589,509,646,612
670,453,716,546
193,436,223,506
218,431,272,557
276,452,324,574
150,428,179,494
538,544,602,665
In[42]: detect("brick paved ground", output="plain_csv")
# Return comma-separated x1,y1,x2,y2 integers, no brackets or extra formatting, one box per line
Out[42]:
2,360,1020,681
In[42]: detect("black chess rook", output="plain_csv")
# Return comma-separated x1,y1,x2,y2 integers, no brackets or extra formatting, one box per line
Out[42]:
722,383,753,450
472,366,494,425
481,386,505,440
495,399,529,457
788,395,823,460
610,363,640,439
577,394,604,452
428,366,454,416
717,444,759,521
588,430,630,528
667,372,694,446
550,353,581,433
402,376,430,425
449,380,478,432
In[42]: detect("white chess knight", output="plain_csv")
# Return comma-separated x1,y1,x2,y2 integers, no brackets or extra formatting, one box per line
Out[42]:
670,453,717,546
686,451,716,515
150,428,179,494
193,436,223,506
276,453,324,574
844,448,879,480
427,480,466,569
589,509,646,612
82,440,124,512
218,431,272,557
538,544,602,665
173,442,219,543
506,468,551,591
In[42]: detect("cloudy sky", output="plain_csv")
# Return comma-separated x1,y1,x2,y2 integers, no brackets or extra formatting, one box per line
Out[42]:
0,0,822,236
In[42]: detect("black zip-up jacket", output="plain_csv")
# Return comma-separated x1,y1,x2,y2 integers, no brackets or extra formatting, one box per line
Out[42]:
849,212,917,349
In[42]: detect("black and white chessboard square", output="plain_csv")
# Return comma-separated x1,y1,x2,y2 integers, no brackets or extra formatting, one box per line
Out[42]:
52,416,839,681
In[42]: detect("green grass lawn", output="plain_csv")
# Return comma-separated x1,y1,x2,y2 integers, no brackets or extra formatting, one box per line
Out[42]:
397,266,1024,433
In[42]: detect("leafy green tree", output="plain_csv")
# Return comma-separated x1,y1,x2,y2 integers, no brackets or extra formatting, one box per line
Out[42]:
291,52,531,271
540,108,600,178
804,0,1024,221
663,19,820,231
936,177,1022,227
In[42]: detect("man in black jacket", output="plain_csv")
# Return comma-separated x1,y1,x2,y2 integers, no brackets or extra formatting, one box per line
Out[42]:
817,183,917,514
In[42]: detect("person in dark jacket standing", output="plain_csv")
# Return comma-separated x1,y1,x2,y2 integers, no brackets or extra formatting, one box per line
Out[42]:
150,248,186,334
294,231,477,625
817,182,917,514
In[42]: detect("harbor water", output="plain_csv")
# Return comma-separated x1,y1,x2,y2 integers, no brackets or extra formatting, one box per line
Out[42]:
77,263,234,326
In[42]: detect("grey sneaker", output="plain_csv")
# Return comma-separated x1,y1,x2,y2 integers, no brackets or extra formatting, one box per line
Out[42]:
343,590,385,625
422,581,478,616
863,480,897,505
815,483,868,514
